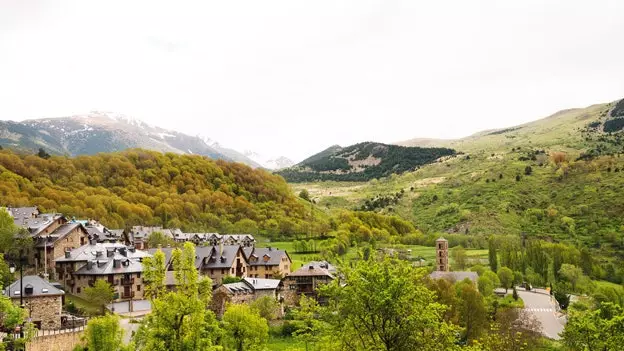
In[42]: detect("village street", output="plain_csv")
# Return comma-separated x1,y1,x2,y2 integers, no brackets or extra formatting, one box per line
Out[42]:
516,288,566,340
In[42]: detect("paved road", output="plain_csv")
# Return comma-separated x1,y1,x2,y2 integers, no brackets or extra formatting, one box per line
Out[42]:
120,317,142,345
516,289,565,340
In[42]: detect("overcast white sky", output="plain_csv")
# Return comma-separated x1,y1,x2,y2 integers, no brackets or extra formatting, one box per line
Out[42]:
1,0,624,162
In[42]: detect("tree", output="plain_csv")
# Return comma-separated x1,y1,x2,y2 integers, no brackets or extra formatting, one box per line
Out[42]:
477,276,494,297
524,166,532,175
452,245,467,270
84,279,114,315
497,267,514,293
299,189,311,202
146,231,174,249
134,242,220,351
291,295,331,351
321,257,460,351
561,302,624,351
488,238,498,272
142,249,166,300
0,291,35,351
222,303,269,351
37,147,50,159
559,264,583,292
222,276,242,284
83,315,126,351
250,295,280,321
512,286,519,301
456,281,488,342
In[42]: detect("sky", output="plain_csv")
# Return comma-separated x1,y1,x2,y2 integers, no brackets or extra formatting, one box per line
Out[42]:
1,0,624,162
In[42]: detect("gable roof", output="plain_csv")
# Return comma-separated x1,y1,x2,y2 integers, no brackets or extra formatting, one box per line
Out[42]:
242,247,290,266
35,222,88,248
4,275,64,298
288,264,334,279
223,281,254,294
243,277,280,290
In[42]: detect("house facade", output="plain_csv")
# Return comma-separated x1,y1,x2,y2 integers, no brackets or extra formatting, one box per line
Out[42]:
212,277,281,317
55,242,150,301
282,262,334,306
243,247,291,279
3,276,64,330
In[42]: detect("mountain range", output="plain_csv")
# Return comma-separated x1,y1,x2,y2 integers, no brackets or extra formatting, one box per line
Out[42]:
0,112,292,169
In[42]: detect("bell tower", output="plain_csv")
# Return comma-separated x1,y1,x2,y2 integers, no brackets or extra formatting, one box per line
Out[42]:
436,237,449,272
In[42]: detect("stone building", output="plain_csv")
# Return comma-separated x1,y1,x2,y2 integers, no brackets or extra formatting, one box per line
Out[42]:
243,247,291,279
436,237,449,272
429,237,479,284
55,242,150,301
282,262,335,306
3,275,64,330
211,277,281,317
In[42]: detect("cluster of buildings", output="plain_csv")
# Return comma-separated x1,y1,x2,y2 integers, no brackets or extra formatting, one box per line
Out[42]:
3,206,337,329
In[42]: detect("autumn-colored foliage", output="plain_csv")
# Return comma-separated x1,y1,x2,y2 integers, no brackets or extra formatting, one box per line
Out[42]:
0,149,310,234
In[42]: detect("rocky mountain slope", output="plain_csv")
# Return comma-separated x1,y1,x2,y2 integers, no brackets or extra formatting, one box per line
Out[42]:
0,112,262,167
277,142,456,182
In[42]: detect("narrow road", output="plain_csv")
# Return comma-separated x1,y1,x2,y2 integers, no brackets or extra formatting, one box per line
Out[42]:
516,289,565,340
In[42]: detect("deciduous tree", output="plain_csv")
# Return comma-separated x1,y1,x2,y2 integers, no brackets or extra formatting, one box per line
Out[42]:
222,304,268,351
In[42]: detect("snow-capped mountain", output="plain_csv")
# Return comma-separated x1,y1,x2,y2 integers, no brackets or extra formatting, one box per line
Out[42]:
0,111,259,167
243,151,294,170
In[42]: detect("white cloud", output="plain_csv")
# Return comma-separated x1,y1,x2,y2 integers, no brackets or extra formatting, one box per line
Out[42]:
1,0,623,162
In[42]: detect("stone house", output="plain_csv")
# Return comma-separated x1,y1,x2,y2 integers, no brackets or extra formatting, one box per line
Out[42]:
212,277,281,317
35,223,90,279
243,247,291,279
55,242,151,301
3,275,64,330
282,263,335,306
151,245,249,284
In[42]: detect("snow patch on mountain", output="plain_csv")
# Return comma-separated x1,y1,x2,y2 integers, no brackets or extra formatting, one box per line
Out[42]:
244,151,294,170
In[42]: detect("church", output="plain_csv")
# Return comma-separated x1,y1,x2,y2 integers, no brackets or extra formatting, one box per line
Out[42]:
428,237,479,284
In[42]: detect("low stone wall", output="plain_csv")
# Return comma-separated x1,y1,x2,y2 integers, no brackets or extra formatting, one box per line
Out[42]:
27,331,83,351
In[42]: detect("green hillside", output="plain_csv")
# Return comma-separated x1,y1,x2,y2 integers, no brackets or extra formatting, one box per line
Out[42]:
293,99,624,277
277,141,455,182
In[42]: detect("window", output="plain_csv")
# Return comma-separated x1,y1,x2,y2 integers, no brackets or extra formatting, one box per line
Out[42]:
77,287,81,294
137,285,141,291
231,268,234,274
137,273,141,279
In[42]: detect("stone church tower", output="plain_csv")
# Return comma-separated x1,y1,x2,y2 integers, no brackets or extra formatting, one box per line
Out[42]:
436,237,449,272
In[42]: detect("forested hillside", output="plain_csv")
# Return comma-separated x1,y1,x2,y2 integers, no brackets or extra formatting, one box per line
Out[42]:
278,142,455,182
0,149,307,232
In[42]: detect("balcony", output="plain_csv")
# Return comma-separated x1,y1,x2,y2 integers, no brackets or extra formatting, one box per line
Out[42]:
120,278,135,286
121,292,135,299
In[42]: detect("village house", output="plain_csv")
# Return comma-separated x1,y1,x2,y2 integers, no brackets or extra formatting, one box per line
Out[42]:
55,241,151,301
282,262,335,306
428,237,479,284
243,246,291,279
212,277,281,317
151,244,249,284
3,275,64,330
7,207,90,279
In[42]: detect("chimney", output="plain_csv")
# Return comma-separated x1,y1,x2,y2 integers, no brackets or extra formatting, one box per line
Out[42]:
128,247,135,253
87,261,93,270
119,248,127,257
268,247,272,251
309,265,314,270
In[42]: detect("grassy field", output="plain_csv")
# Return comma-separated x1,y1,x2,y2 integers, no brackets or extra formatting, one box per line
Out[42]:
267,336,306,351
256,238,488,271
65,294,101,316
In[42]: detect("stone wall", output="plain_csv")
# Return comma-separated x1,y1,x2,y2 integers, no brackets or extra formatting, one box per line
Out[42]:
18,295,63,330
27,331,83,351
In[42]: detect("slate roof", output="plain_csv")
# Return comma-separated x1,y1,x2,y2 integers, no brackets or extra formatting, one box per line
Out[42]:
288,264,334,279
201,245,243,269
35,222,87,248
306,261,337,274
243,277,280,290
4,275,64,298
56,242,150,276
223,281,254,294
429,271,479,284
242,247,289,266
6,207,39,226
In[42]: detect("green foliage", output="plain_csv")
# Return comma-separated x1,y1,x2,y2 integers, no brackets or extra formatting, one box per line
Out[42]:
278,142,456,182
488,238,498,273
37,148,50,159
146,231,175,249
84,279,114,315
452,245,467,270
135,243,220,351
83,315,125,351
321,257,461,350
221,275,242,284
298,189,311,202
142,249,166,300
561,302,624,350
497,267,514,292
250,295,280,322
222,303,269,351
